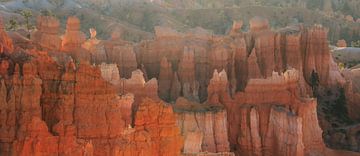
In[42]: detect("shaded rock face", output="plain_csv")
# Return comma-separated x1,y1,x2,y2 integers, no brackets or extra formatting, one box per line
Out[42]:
1,16,360,156
111,45,138,78
344,69,360,121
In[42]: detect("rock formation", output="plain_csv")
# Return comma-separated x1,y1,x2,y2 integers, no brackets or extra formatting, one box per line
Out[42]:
303,25,331,86
158,57,173,101
61,17,86,52
130,98,183,156
225,69,326,156
119,69,159,111
249,17,270,33
174,98,232,155
1,15,360,156
32,16,62,51
337,39,347,47
0,17,14,54
229,20,243,36
61,17,89,62
108,45,137,78
82,28,107,64
178,47,199,101
344,69,360,121
207,69,231,104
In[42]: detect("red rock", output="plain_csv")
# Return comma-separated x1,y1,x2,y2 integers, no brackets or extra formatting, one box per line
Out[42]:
0,17,358,156
61,17,86,52
209,40,230,73
0,60,9,77
74,63,126,138
32,16,62,51
178,47,199,101
170,72,181,101
158,57,173,100
337,39,347,47
99,63,120,86
120,69,159,110
207,69,231,105
249,17,270,32
247,49,263,79
130,98,184,156
344,69,360,121
12,117,59,156
303,25,331,85
108,45,137,78
229,20,243,35
284,33,303,70
0,17,14,54
174,98,232,154
253,30,276,78
233,37,248,91
297,99,326,155
82,28,107,64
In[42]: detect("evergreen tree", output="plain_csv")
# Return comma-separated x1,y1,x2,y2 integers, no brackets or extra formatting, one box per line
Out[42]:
20,9,33,39
6,18,18,31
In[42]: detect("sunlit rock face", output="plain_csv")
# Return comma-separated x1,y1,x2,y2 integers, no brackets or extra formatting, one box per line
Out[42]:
0,17,14,54
61,17,86,52
0,15,359,156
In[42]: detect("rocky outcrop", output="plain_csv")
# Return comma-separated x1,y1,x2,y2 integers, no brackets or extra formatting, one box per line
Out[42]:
229,20,243,36
223,69,328,156
1,15,359,156
247,49,263,79
0,17,14,54
0,51,184,156
158,57,173,101
253,31,276,78
337,39,347,47
174,98,231,154
178,47,199,101
32,16,62,51
249,17,270,33
129,98,184,156
61,17,86,52
207,70,231,105
108,45,137,78
120,69,159,106
82,28,107,64
344,69,360,121
61,17,89,62
303,25,331,86
99,63,121,86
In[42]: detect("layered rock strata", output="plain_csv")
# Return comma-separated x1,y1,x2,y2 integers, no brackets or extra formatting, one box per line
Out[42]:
0,15,359,156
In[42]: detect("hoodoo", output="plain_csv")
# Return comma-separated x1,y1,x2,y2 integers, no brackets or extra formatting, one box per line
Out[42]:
0,3,359,155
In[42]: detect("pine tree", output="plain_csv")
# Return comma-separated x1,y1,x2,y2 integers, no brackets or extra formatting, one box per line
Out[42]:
20,10,33,39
